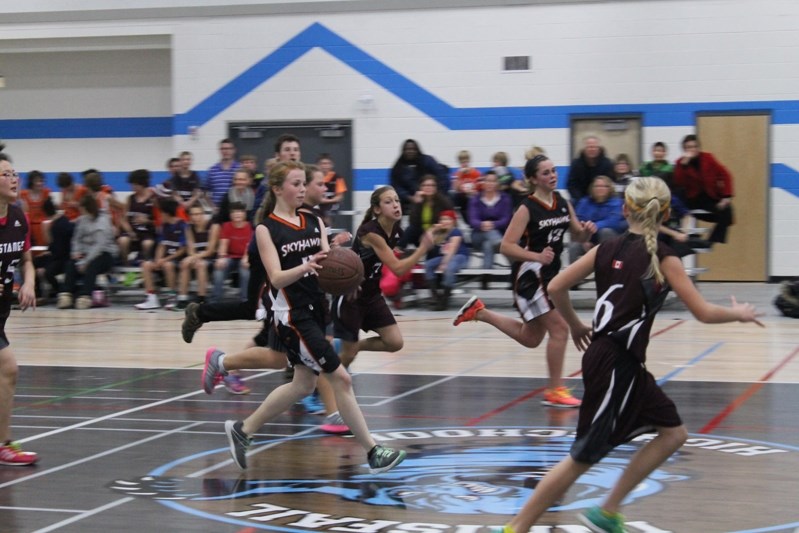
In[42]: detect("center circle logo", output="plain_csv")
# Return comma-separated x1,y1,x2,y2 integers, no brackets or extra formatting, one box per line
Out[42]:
108,426,799,532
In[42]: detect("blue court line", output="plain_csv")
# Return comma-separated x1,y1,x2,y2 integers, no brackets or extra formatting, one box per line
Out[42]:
656,341,724,385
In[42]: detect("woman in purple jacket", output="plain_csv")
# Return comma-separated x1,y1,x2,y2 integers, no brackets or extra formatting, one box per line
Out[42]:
468,171,513,289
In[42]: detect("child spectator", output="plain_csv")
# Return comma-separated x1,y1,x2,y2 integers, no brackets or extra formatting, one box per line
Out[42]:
316,153,347,228
424,210,469,311
212,202,253,303
240,154,264,191
492,151,528,207
134,198,186,310
215,168,255,224
451,150,482,221
57,195,118,310
19,170,51,248
117,169,156,266
56,172,86,221
176,204,218,310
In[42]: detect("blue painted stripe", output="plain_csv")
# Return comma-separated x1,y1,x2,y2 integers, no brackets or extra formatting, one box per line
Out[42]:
656,342,724,385
0,117,172,139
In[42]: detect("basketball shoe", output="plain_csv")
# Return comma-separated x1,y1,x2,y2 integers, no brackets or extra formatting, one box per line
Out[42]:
541,386,581,408
0,441,38,466
367,444,406,474
579,506,627,533
182,302,203,343
453,296,485,326
320,412,351,435
202,347,226,394
223,374,250,395
224,420,251,470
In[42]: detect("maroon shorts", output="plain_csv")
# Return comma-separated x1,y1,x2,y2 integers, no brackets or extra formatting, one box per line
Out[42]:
331,291,397,342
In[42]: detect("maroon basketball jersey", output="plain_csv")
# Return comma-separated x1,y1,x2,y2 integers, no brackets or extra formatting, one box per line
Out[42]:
353,218,402,299
0,205,30,318
593,233,677,362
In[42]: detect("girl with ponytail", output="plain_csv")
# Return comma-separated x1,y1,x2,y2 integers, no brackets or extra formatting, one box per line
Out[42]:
495,176,763,533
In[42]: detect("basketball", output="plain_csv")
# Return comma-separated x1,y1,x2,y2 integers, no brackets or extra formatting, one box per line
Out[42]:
317,247,364,296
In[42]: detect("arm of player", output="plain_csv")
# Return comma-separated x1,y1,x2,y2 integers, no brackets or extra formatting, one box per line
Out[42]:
662,256,762,325
18,249,36,311
548,247,597,351
499,204,550,264
255,224,325,290
363,231,431,278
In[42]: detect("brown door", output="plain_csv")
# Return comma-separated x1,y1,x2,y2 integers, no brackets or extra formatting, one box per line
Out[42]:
694,114,769,281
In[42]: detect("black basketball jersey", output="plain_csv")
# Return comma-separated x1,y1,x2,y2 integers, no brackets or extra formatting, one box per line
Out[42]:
261,212,324,311
127,194,155,234
0,205,30,318
519,192,572,281
353,218,403,299
159,220,186,257
593,233,677,362
189,225,210,254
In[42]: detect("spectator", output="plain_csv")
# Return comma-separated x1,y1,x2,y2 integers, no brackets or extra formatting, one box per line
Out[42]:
566,135,615,201
612,153,638,194
57,195,117,310
33,198,73,302
389,139,449,213
83,171,124,229
317,153,348,228
492,151,528,207
212,202,253,303
19,170,51,248
639,142,674,184
156,151,202,215
254,136,301,220
673,134,734,244
569,175,627,265
56,172,86,221
424,210,469,311
239,154,264,191
400,174,453,249
177,204,219,309
467,170,513,289
134,198,187,310
215,168,255,224
204,138,241,210
117,169,156,266
451,149,482,221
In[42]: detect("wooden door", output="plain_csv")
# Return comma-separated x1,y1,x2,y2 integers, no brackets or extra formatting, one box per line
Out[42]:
696,114,769,281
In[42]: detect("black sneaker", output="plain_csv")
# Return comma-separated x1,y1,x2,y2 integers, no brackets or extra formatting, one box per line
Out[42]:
367,445,406,474
224,420,251,470
182,302,203,343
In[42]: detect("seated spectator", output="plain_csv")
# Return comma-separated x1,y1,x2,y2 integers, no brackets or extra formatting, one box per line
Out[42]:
424,210,469,311
134,199,187,310
673,134,734,244
83,171,124,230
33,198,74,302
317,153,348,228
568,175,627,265
155,152,203,219
639,142,674,184
117,169,156,266
467,171,513,289
612,153,638,194
212,202,253,303
215,168,255,224
399,174,453,249
389,139,449,213
20,170,51,248
177,204,219,309
240,154,264,191
566,135,615,202
57,195,118,310
491,151,528,207
451,149,482,220
56,172,86,221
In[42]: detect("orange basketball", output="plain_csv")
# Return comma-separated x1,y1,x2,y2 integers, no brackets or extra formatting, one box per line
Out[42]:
317,247,364,296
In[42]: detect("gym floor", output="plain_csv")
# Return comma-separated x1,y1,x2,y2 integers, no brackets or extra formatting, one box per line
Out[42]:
2,282,798,533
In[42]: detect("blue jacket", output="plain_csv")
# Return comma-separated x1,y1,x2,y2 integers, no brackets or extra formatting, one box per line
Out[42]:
574,196,627,233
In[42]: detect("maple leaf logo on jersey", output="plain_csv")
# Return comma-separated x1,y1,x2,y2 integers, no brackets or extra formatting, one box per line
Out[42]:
613,260,624,270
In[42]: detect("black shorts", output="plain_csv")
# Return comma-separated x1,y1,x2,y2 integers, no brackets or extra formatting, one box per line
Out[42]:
273,304,341,374
253,310,280,349
331,292,397,342
570,336,682,465
0,314,9,350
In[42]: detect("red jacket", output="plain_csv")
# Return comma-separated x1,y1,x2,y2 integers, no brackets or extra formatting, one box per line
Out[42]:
673,152,734,200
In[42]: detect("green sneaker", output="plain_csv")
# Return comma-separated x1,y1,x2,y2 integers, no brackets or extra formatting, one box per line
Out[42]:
123,271,140,287
579,506,627,533
367,445,406,474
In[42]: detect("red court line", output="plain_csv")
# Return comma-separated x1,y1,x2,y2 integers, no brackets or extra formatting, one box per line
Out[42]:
466,320,685,426
699,345,799,434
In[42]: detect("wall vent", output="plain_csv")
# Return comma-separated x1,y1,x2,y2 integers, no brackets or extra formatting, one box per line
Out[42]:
503,56,530,72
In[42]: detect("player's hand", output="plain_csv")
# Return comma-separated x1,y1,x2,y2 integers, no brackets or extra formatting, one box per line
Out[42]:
18,282,36,312
537,246,555,265
332,232,352,247
571,322,592,351
305,251,327,276
730,295,765,327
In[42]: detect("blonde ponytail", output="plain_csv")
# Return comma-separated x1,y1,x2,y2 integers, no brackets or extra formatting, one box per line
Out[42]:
624,177,671,284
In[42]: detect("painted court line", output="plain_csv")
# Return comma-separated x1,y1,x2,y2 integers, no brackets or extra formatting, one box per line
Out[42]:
0,422,203,490
656,341,724,385
0,505,87,514
32,497,134,533
700,345,799,434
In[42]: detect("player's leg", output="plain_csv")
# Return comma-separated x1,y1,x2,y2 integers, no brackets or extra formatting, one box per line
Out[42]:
241,366,318,436
0,343,38,466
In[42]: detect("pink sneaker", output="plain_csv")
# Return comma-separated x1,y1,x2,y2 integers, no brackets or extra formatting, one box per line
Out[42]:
320,412,351,435
0,441,38,466
541,386,581,408
223,374,250,395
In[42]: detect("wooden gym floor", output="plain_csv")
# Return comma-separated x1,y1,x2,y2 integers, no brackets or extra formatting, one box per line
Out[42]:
1,282,798,533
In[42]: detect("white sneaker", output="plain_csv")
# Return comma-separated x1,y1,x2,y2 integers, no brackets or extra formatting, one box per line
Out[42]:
56,292,73,309
134,293,160,310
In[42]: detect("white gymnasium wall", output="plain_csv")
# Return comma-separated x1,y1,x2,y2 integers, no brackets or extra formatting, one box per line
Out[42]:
1,0,798,276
